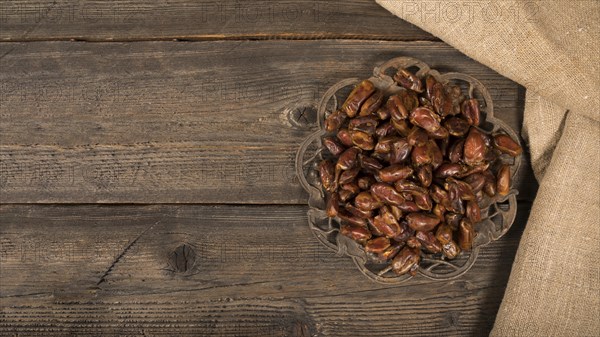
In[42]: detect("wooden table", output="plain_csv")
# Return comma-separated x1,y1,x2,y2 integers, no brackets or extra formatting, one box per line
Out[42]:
0,1,537,335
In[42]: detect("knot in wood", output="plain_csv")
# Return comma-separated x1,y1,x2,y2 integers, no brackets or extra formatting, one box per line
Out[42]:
168,243,196,273
286,104,317,129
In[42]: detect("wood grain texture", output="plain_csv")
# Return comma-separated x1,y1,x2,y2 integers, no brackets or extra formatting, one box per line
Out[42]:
0,0,435,41
0,203,530,336
0,40,538,203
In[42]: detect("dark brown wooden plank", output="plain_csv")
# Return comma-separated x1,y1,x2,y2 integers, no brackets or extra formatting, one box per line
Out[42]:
0,0,435,41
0,40,537,203
0,203,530,336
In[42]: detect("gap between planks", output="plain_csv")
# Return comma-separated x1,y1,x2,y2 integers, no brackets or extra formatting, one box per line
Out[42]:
0,34,442,43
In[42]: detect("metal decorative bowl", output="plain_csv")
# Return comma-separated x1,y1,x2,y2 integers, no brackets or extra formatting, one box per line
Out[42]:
295,57,521,284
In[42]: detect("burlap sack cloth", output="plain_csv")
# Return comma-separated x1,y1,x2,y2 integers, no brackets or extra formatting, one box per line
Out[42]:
376,1,599,336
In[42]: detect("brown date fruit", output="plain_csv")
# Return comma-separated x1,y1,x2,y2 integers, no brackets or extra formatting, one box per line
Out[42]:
458,218,475,251
323,137,345,156
378,243,402,261
391,118,411,136
458,162,490,178
344,203,373,219
389,138,412,164
338,189,356,203
428,126,450,140
497,164,511,196
406,236,421,249
379,205,398,224
475,190,485,203
340,182,360,194
493,133,523,157
444,178,461,199
410,107,441,133
387,95,410,121
461,98,480,126
406,213,441,231
337,128,354,147
372,214,402,238
463,173,486,193
433,203,446,221
370,183,406,206
336,147,360,171
435,223,454,245
372,151,392,165
444,117,470,137
430,184,449,205
350,130,375,151
341,80,376,118
442,241,461,259
340,223,371,243
411,143,432,166
365,237,391,254
391,247,421,276
416,231,442,253
397,201,421,213
445,213,463,230
359,154,383,172
375,122,395,138
325,109,346,132
394,68,423,93
394,179,427,195
407,127,429,146
431,82,454,117
464,127,487,166
319,160,336,193
357,175,376,190
466,200,481,223
417,164,433,187
354,191,383,211
339,184,360,199
446,177,475,201
348,116,378,135
482,169,497,197
413,193,433,211
374,136,399,154
338,167,360,185
337,209,367,228
390,205,403,220
448,85,465,110
380,205,400,225
427,141,443,169
367,217,384,236
359,90,385,116
326,192,340,217
393,220,413,242
448,139,465,163
438,133,449,157
376,106,391,120
446,194,465,214
435,163,468,179
399,90,420,112
377,165,413,183
425,75,438,101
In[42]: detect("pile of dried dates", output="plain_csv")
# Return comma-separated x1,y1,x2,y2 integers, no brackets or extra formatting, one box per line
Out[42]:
319,68,522,276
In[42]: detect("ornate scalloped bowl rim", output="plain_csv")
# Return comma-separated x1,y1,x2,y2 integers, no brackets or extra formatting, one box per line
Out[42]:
295,57,521,284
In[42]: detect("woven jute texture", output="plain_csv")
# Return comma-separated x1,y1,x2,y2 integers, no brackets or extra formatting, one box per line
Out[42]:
376,1,599,336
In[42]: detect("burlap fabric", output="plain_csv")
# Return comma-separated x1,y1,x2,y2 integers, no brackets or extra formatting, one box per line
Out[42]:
376,1,599,336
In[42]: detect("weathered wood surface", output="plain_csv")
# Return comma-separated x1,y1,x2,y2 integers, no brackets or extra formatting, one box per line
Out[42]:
0,0,436,41
0,1,538,335
0,40,537,203
0,203,530,336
